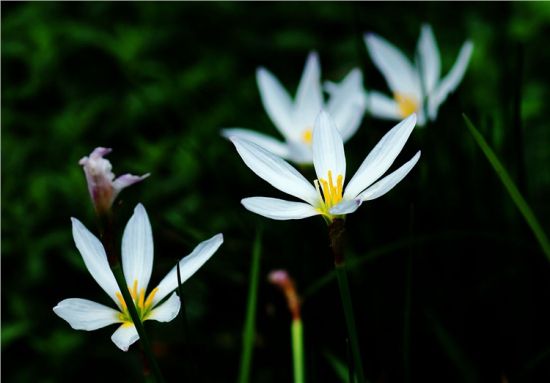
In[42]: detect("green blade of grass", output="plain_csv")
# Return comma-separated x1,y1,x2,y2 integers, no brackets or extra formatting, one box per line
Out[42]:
237,230,262,383
291,319,305,383
463,114,550,261
324,350,350,383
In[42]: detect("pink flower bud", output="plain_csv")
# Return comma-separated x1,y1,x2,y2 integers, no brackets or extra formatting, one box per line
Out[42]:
79,147,149,214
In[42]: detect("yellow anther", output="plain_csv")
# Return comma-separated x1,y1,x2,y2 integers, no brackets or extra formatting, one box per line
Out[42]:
301,128,313,144
317,170,344,217
115,291,127,311
144,287,159,309
336,174,343,199
394,92,418,117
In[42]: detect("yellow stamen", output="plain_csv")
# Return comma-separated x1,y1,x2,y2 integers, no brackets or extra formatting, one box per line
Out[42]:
130,279,138,301
115,291,127,311
394,92,418,117
138,288,146,310
301,128,313,144
316,170,344,219
144,287,159,309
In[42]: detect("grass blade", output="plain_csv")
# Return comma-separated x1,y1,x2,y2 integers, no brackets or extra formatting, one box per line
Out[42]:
237,230,262,383
463,114,550,261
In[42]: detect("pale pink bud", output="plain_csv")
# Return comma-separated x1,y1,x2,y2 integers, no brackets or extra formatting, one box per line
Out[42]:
268,269,301,320
79,147,149,214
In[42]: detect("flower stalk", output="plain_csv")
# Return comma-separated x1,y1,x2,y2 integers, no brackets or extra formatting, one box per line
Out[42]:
269,270,305,383
328,219,366,383
112,264,166,383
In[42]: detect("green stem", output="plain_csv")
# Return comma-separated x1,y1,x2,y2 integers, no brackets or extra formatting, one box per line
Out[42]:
334,263,365,383
291,319,305,383
237,230,262,383
112,265,166,383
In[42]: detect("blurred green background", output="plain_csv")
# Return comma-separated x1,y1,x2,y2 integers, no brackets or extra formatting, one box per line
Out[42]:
2,2,550,382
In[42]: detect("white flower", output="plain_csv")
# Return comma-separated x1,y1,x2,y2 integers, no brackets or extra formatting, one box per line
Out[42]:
53,204,223,351
79,147,149,214
365,24,473,126
229,110,420,222
222,52,367,164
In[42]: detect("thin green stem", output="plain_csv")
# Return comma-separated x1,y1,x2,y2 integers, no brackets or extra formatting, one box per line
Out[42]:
112,265,166,383
463,114,550,261
334,263,365,383
291,319,305,383
237,230,262,383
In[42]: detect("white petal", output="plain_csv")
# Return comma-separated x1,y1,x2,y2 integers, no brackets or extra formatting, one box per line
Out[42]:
111,324,139,352
53,298,121,331
241,197,320,220
367,91,402,120
364,32,421,97
230,136,318,205
359,151,421,201
148,292,181,322
71,218,120,305
152,233,223,306
312,110,346,183
344,114,417,199
416,24,440,95
257,67,295,139
329,199,363,216
221,128,291,159
122,204,154,292
428,40,474,120
324,68,367,142
294,52,323,129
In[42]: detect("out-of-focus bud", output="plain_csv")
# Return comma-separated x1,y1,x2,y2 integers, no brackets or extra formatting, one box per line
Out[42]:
79,147,149,215
268,270,301,320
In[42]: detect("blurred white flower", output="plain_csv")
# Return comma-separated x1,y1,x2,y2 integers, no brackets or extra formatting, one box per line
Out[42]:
223,52,367,164
230,110,420,222
79,147,149,214
53,204,223,351
365,24,473,126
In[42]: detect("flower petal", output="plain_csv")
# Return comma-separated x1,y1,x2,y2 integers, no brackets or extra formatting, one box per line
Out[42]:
71,218,120,305
152,233,223,306
364,32,420,97
428,40,474,120
312,110,346,183
257,67,294,139
122,203,154,293
359,151,421,201
329,199,363,216
111,324,139,352
242,197,320,220
53,298,121,331
294,52,323,130
324,68,367,142
221,128,291,159
344,114,417,199
148,292,181,322
367,91,402,120
230,136,318,205
416,24,440,95
112,173,150,194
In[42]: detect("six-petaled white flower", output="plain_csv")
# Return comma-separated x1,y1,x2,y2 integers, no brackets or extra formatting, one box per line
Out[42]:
53,203,223,351
223,52,367,164
365,24,473,126
228,110,420,222
79,147,150,214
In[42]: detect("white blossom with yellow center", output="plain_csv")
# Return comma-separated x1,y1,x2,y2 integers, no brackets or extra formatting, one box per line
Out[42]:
364,24,473,126
229,111,420,222
53,204,223,351
222,52,367,164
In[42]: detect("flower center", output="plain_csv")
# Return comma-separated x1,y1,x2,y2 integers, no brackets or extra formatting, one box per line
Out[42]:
314,170,343,217
394,92,418,117
115,279,159,325
301,128,313,144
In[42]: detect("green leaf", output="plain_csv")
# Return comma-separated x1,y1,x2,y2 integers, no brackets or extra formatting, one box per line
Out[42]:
463,114,550,261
